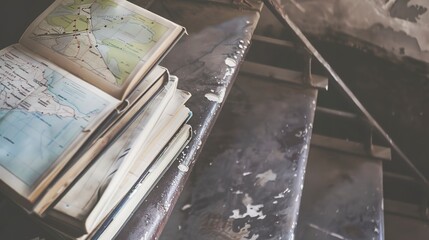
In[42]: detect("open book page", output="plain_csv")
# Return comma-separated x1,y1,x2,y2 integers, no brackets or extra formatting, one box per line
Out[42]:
20,0,185,99
32,66,167,216
94,90,191,227
52,76,180,232
95,124,192,240
107,90,190,203
0,44,119,203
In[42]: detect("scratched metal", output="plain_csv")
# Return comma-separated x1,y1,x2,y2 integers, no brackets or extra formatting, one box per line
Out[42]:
115,1,262,239
160,72,318,239
296,145,384,240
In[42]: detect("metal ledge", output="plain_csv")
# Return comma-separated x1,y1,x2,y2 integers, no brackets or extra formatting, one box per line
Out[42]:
240,60,329,90
311,134,391,161
252,34,296,49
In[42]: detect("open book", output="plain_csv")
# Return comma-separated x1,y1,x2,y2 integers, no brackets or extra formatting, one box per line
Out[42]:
0,0,185,211
42,78,192,237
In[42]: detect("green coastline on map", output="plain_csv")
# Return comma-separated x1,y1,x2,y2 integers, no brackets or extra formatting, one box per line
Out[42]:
29,0,168,87
0,45,116,187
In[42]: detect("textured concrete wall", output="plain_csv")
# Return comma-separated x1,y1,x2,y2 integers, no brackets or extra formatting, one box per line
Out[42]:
281,0,429,66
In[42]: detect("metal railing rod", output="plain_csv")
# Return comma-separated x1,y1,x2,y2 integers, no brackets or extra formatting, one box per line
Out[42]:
316,106,361,121
252,34,296,49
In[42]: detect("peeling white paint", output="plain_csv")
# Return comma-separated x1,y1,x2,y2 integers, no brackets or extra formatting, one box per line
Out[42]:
196,140,202,150
178,164,189,172
230,194,266,220
237,223,259,240
225,57,237,67
242,193,253,205
255,169,277,187
274,193,285,199
247,234,260,240
205,93,221,102
181,204,192,211
243,171,252,176
204,88,226,103
230,204,266,220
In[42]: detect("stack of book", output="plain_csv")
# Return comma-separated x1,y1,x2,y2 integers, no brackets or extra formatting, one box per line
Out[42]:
0,0,190,239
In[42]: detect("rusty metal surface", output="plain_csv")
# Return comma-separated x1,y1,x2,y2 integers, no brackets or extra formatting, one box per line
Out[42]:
160,72,318,239
115,1,262,239
296,140,384,240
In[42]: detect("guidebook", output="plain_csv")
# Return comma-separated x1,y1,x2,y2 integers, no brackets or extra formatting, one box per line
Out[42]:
43,80,193,237
0,0,185,211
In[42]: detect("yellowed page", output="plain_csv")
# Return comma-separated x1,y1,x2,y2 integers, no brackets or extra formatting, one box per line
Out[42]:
0,44,119,202
105,91,190,211
52,76,180,233
96,124,191,240
33,66,166,215
92,92,190,230
20,0,184,99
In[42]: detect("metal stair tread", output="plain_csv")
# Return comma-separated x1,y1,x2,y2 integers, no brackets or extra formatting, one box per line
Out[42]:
296,136,385,240
161,68,319,240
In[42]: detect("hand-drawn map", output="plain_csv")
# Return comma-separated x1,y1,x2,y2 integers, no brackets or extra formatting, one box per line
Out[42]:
0,46,114,187
30,0,168,86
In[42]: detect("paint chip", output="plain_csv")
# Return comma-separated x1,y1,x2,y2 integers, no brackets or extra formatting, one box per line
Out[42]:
255,169,277,187
181,204,192,211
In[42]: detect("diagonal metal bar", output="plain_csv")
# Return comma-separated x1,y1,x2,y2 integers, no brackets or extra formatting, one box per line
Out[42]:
263,0,429,191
